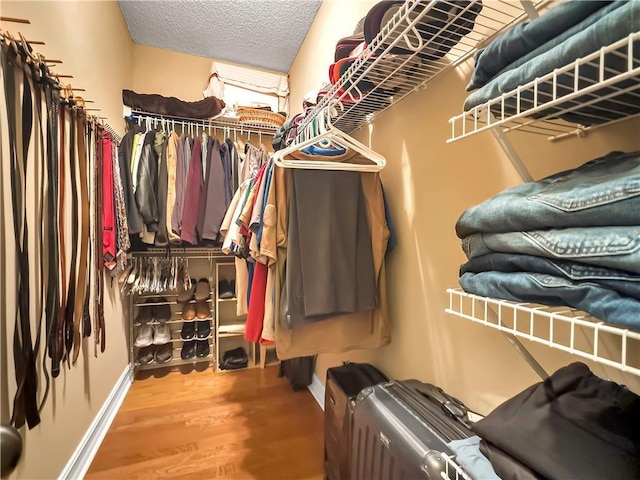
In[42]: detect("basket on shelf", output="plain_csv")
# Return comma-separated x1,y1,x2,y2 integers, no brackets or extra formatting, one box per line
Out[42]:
237,107,286,127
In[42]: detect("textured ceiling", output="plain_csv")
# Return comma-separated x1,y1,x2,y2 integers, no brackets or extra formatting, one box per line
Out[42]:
118,0,322,73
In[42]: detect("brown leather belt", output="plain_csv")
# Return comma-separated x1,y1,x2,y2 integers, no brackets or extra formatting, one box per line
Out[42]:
72,111,90,363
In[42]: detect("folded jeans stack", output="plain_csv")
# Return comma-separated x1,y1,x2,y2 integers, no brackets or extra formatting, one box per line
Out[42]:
456,150,640,331
463,0,640,125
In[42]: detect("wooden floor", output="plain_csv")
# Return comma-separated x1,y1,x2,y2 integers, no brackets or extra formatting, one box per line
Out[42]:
86,365,325,479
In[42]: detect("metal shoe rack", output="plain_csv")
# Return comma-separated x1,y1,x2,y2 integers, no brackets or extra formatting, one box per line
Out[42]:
127,249,223,374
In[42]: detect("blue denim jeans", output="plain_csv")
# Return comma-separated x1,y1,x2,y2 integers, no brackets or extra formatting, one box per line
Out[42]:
456,151,640,237
461,252,640,301
462,226,640,275
459,271,640,331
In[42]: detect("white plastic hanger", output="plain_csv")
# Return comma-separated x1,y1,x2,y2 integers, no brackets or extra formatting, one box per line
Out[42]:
273,102,385,172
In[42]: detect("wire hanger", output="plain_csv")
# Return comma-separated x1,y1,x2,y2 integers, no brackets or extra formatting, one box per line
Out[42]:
273,101,386,172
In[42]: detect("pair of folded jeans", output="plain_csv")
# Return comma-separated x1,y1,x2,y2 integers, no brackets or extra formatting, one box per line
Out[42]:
456,150,640,237
459,270,640,331
461,252,640,301
462,225,640,275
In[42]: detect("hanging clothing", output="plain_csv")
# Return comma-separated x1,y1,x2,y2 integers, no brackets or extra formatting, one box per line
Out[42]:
281,168,377,329
172,133,186,237
198,138,227,243
181,137,203,245
102,135,116,268
154,131,169,247
118,130,144,235
165,131,181,243
263,154,391,360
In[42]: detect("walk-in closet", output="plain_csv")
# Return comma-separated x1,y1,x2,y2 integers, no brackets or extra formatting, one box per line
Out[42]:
1,1,639,479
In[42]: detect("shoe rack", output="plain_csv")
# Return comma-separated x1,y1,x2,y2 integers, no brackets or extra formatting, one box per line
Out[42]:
215,261,257,372
128,250,219,375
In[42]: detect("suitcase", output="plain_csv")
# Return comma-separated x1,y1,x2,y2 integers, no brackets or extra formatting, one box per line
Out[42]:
351,380,474,479
325,362,388,480
278,355,316,391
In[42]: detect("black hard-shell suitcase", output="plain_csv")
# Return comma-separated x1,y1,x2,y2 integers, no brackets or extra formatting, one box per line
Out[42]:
351,380,474,479
325,362,388,480
278,355,316,391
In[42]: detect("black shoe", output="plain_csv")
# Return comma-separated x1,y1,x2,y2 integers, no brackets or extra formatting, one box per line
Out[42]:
180,321,196,340
218,279,234,299
155,343,173,364
181,340,196,360
196,320,211,339
229,280,236,298
196,340,210,358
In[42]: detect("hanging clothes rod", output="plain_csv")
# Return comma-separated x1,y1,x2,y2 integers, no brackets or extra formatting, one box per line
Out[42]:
128,109,278,137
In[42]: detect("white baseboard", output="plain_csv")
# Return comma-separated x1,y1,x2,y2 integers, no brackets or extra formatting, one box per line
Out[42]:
58,365,133,480
308,372,325,411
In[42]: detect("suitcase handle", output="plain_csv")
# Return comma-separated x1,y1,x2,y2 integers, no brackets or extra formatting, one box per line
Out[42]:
414,383,469,422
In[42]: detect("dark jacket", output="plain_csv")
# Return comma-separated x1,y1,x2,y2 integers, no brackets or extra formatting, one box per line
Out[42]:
154,132,169,247
135,131,159,232
119,130,144,235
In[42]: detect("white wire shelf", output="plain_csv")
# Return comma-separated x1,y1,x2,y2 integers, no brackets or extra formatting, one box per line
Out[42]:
129,109,279,136
448,31,640,142
446,288,640,377
299,0,540,136
441,454,473,480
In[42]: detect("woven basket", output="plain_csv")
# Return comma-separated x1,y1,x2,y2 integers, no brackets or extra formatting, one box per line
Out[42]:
237,107,286,127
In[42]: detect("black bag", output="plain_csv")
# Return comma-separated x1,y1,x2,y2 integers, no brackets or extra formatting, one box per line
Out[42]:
325,362,388,480
219,346,248,370
278,355,316,391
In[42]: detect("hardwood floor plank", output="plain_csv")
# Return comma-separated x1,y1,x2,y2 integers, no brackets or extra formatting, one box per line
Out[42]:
86,366,324,479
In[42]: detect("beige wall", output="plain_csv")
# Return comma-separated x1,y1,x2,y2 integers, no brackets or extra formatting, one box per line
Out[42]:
0,1,133,478
289,0,640,412
131,44,213,101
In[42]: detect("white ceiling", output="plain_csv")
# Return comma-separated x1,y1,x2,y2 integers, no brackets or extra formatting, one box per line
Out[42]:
118,0,323,73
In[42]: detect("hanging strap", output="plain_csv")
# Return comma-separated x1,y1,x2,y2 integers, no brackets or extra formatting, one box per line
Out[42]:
43,66,61,377
63,107,78,368
54,94,67,378
2,42,41,429
30,59,52,413
83,121,93,339
72,110,90,363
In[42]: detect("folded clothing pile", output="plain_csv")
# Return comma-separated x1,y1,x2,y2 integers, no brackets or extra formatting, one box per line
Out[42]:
463,0,640,125
473,362,640,480
456,150,640,331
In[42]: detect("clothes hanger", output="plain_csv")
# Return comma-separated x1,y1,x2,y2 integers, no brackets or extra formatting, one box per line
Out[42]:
273,102,386,172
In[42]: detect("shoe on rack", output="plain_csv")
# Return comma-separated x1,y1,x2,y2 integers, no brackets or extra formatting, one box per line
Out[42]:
196,320,211,339
218,279,234,299
155,343,173,364
196,301,210,319
181,340,196,360
177,278,197,302
196,340,210,358
135,324,154,347
153,323,172,345
180,321,196,341
229,280,236,298
181,303,196,321
155,298,172,323
137,345,155,365
195,278,211,301
134,305,154,325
